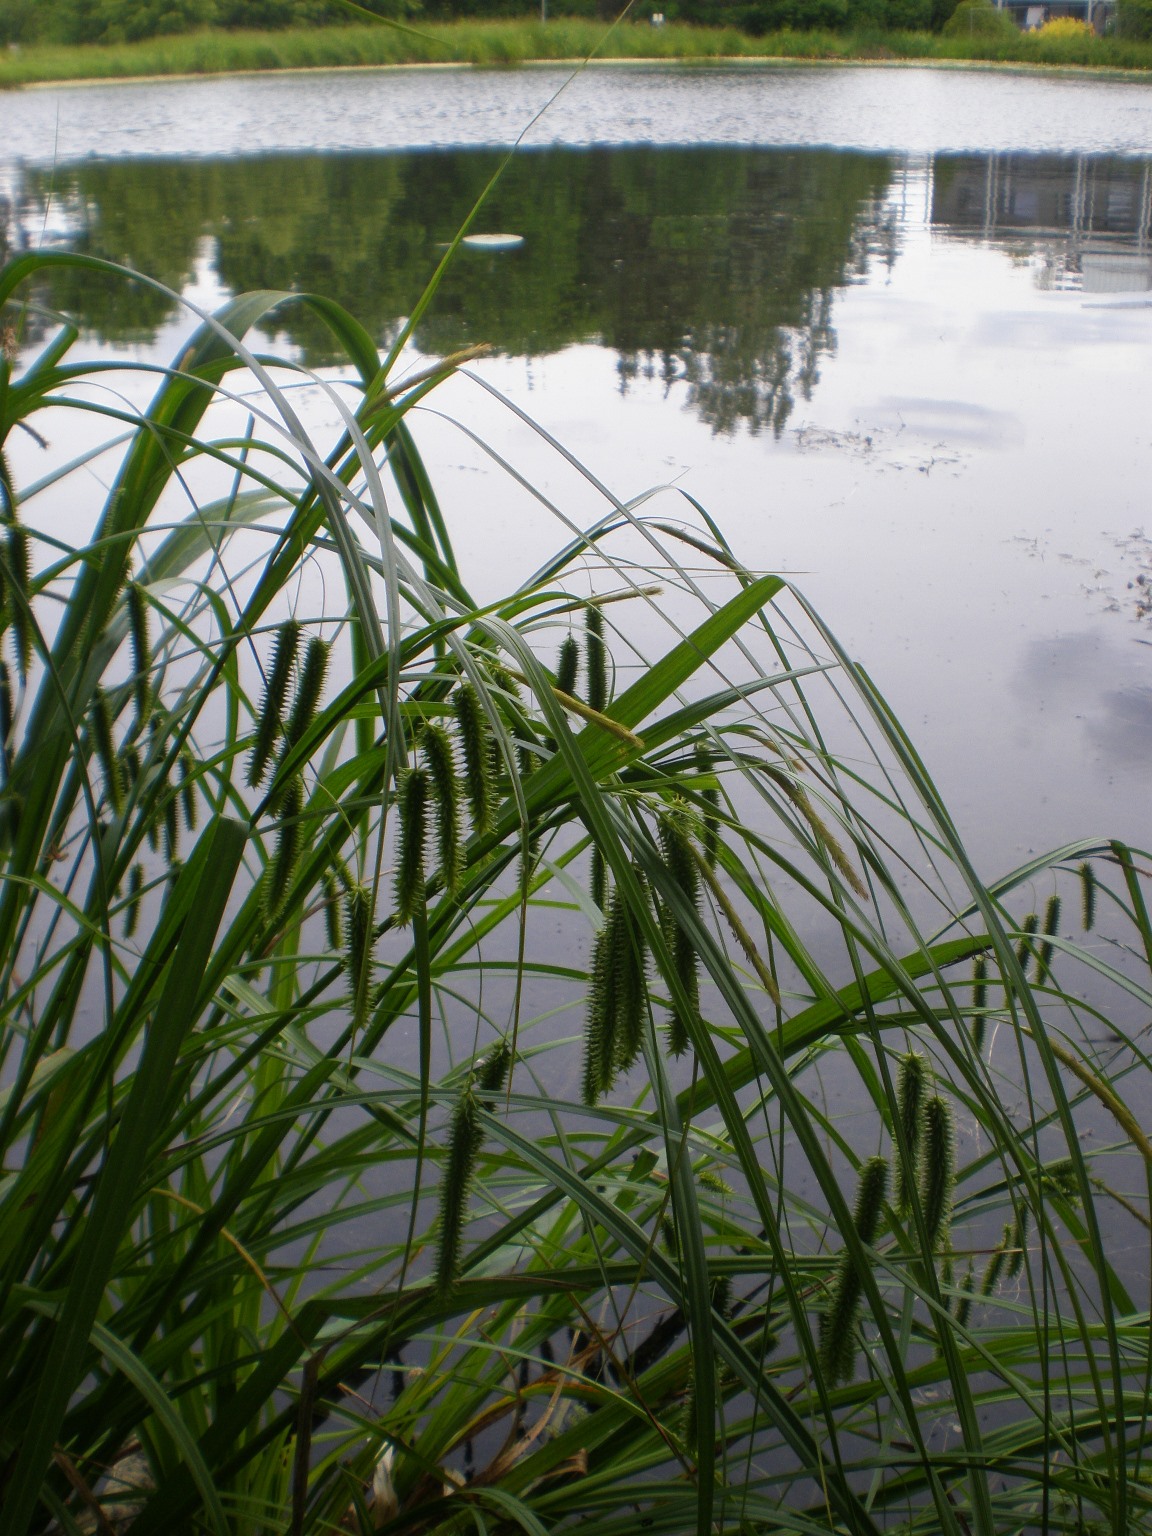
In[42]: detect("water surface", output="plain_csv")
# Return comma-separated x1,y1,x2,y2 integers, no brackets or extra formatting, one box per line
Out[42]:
3,66,1152,874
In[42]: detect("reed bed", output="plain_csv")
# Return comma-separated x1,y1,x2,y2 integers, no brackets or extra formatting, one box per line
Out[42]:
4,20,1152,86
1,246,1151,1535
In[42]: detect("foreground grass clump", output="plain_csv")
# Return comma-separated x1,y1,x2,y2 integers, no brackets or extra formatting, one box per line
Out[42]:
5,18,1152,83
2,248,1152,1535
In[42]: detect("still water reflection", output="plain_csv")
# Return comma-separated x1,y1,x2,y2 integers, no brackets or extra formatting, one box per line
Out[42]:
2,135,1151,866
6,146,1151,435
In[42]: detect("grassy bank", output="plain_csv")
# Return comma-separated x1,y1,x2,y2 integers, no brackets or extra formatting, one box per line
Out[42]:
4,17,1152,86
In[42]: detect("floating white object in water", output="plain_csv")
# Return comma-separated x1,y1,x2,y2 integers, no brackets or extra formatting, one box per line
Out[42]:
460,233,524,252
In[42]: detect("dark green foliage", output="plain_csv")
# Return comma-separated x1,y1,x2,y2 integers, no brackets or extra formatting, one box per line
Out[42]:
556,634,579,697
17,0,404,46
1036,894,1061,985
395,766,429,925
453,684,492,836
895,1051,926,1216
90,687,122,816
126,582,151,731
283,635,330,755
658,810,701,1057
422,722,462,895
919,1095,955,1249
247,619,300,789
585,604,608,716
818,1156,888,1387
1080,860,1097,931
1120,0,1152,38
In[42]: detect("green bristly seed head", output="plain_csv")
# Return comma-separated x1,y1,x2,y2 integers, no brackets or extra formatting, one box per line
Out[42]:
8,523,31,682
247,618,300,789
585,603,608,715
436,1087,484,1299
475,1040,512,1095
919,1096,955,1250
395,766,429,925
344,884,373,1032
1080,860,1096,931
283,635,331,758
556,633,580,697
1016,911,1039,968
453,683,493,836
1036,893,1061,984
422,721,462,896
90,687,122,818
895,1052,927,1216
126,582,151,732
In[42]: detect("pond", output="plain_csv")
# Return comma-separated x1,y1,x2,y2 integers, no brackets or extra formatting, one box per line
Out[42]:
3,62,1152,877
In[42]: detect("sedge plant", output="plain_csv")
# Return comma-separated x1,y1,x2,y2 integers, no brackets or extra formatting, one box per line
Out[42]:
0,248,1150,1536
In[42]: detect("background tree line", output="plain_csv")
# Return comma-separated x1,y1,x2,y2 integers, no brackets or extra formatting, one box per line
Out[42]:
0,0,972,45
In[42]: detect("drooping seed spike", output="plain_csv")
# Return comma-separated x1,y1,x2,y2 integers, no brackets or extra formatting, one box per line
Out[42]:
1035,894,1061,985
955,1263,975,1330
422,722,462,895
178,749,198,832
284,636,330,756
453,683,493,836
322,869,344,952
590,845,607,912
1079,861,1096,932
1015,912,1038,969
395,767,429,926
971,955,988,1054
659,808,700,1057
895,1051,927,1216
695,744,721,868
264,776,303,917
344,883,373,1033
819,1156,888,1387
90,687,123,817
475,1039,512,1095
122,744,141,789
436,1087,484,1298
126,582,152,731
853,1154,889,1247
680,1359,698,1457
162,792,179,865
556,634,580,697
582,915,616,1106
585,604,608,715
247,619,300,789
8,523,31,682
981,1228,1011,1298
0,659,12,760
1005,1203,1030,1279
609,886,648,1075
124,861,143,939
918,1096,955,1250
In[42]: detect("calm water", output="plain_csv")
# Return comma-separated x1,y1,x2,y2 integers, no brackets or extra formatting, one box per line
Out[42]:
3,64,1152,874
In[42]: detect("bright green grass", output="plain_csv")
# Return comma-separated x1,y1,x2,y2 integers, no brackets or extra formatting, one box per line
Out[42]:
3,18,1152,86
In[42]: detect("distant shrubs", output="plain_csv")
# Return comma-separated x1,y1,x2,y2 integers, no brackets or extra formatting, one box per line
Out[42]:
1036,12,1094,33
942,0,1017,33
1119,0,1152,36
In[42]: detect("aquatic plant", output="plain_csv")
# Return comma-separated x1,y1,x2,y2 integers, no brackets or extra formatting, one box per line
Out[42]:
0,248,1151,1536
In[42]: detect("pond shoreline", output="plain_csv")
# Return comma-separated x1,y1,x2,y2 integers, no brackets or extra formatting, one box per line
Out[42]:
14,51,1152,92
